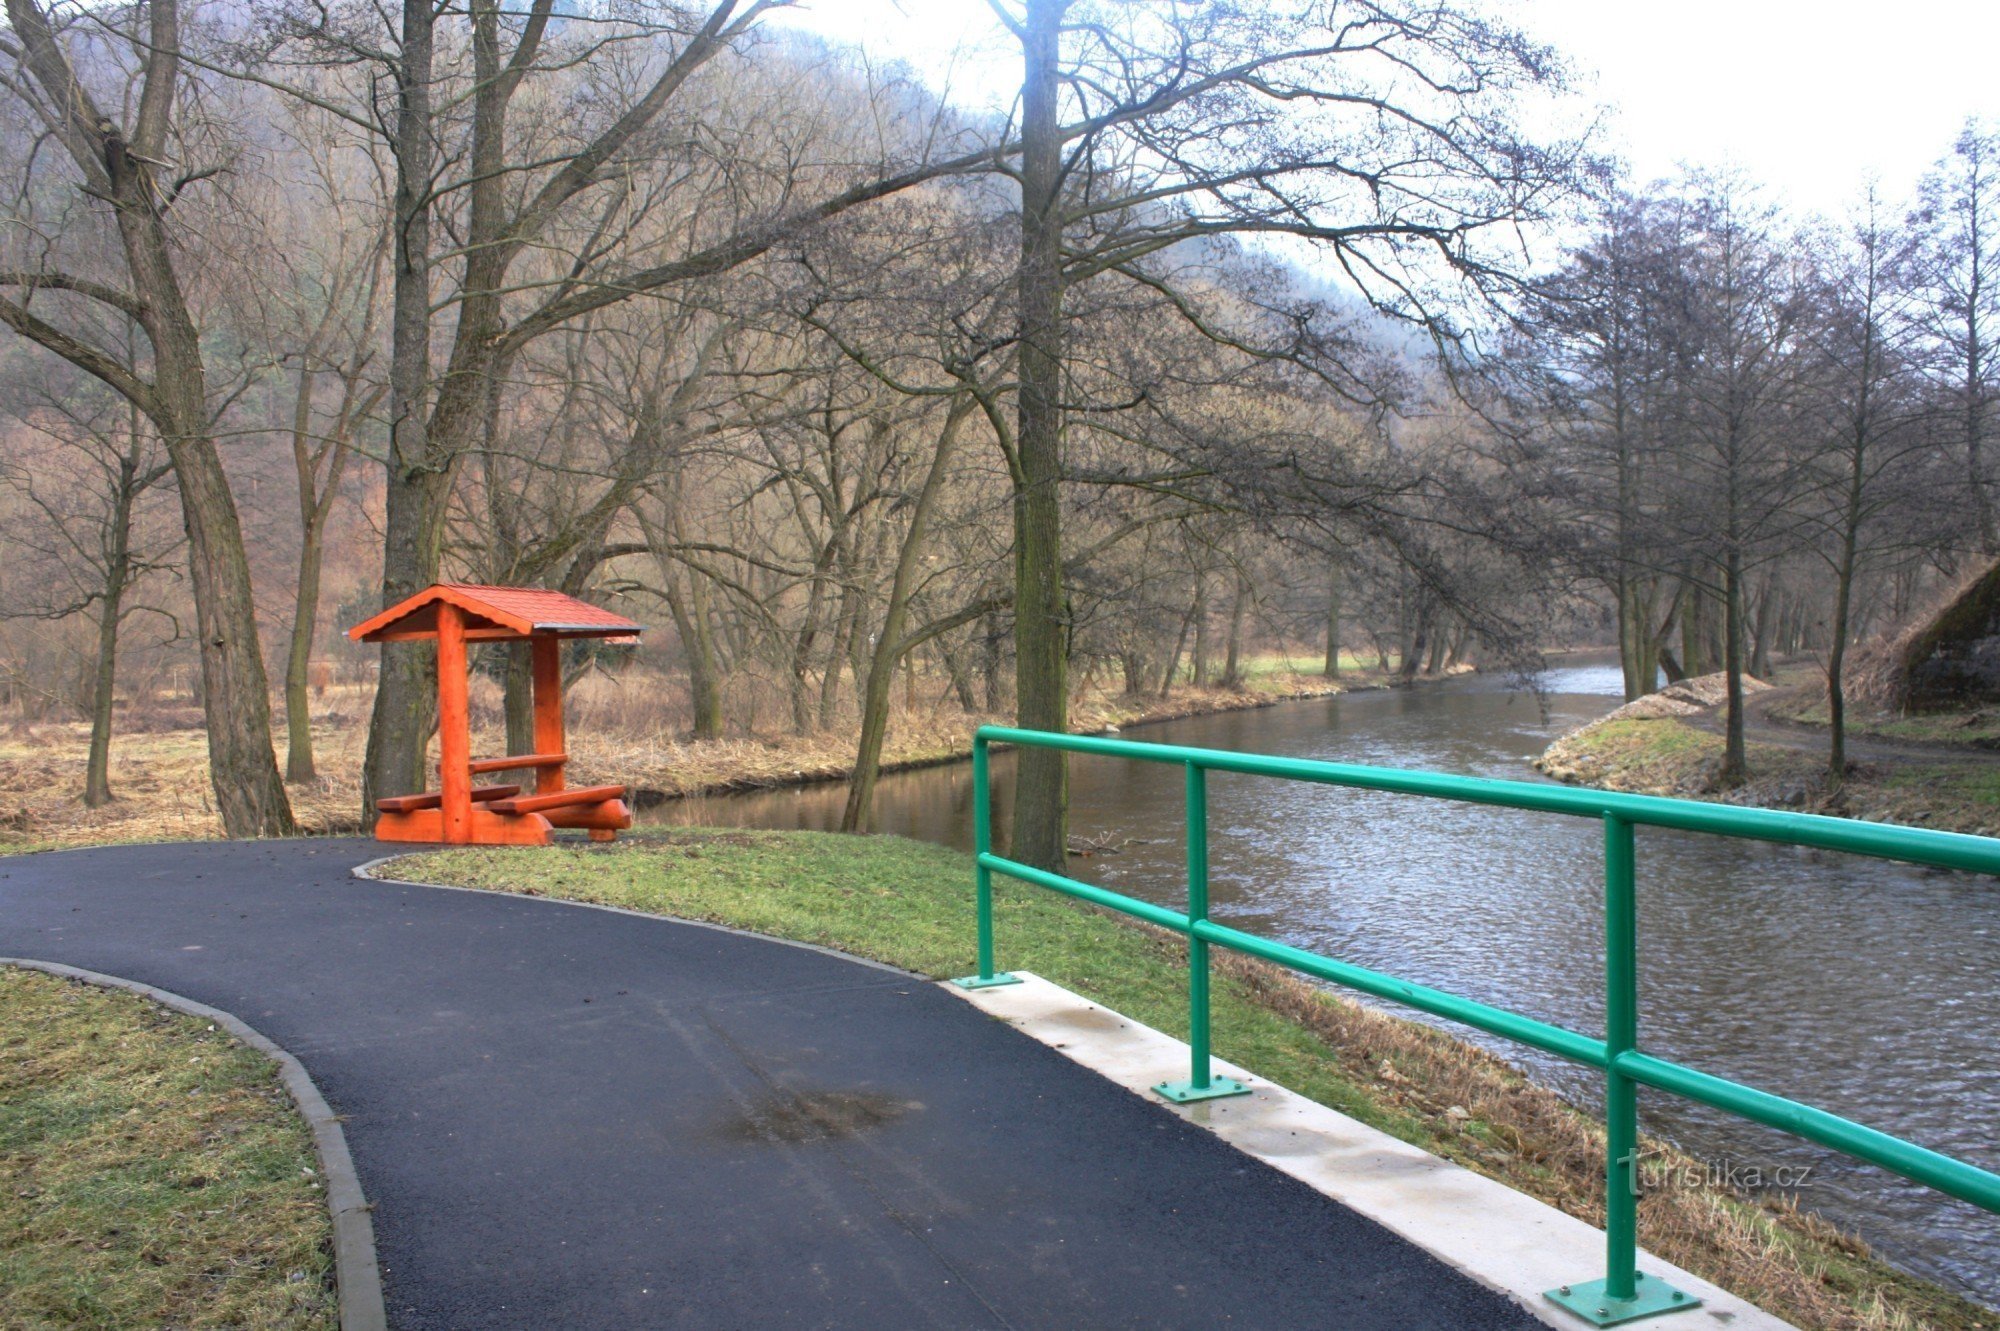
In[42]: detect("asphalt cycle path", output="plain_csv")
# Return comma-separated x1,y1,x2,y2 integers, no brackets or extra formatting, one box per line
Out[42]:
1,837,1541,1330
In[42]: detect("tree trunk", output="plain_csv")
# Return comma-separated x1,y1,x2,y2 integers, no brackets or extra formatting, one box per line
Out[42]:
1615,574,1638,701
1828,318,1876,785
503,643,536,756
1721,550,1748,785
364,0,441,820
1191,575,1211,687
284,356,374,785
1159,606,1193,699
83,462,136,807
1678,581,1714,677
1222,567,1249,688
1322,561,1341,678
1749,573,1777,680
663,572,723,740
789,566,827,735
1008,0,1071,871
1966,222,1994,551
945,638,981,712
1828,530,1858,785
1399,594,1430,684
1633,581,1664,696
1121,651,1149,696
177,443,296,836
819,536,862,729
981,615,1006,712
843,401,972,831
283,523,324,784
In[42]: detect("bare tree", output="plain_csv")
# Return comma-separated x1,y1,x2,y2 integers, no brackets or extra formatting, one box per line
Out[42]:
243,0,1006,814
235,109,392,783
0,0,295,834
0,378,178,804
987,0,1578,865
1806,193,1931,783
1910,119,2000,552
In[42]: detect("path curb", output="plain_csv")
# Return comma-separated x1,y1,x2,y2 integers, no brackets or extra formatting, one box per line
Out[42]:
1,957,388,1331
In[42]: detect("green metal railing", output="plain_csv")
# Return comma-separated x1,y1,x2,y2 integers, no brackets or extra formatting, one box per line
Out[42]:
954,724,2000,1328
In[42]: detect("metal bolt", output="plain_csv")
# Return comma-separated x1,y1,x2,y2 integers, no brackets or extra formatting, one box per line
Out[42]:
1596,1310,1609,1318
1558,1286,1571,1296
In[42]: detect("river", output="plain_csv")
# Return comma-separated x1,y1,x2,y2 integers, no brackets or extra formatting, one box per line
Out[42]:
642,662,2000,1303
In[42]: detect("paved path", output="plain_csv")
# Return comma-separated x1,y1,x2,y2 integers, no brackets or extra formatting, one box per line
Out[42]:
0,839,1539,1330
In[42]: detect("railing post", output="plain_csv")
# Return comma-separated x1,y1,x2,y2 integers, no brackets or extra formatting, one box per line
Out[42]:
1547,814,1696,1325
1154,762,1248,1103
953,733,1020,989
1604,812,1641,1302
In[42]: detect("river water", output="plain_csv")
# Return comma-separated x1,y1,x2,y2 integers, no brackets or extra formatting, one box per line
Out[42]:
642,663,2000,1302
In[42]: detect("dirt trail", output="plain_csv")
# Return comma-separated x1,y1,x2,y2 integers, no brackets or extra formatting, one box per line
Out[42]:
1681,684,2000,768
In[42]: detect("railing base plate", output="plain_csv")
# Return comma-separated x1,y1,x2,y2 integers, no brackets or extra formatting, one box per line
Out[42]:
1544,1273,1700,1326
950,972,1024,990
1153,1076,1251,1103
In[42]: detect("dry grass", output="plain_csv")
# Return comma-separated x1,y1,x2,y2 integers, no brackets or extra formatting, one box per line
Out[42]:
1215,954,1985,1331
0,968,335,1330
0,723,369,852
0,657,1375,851
1847,560,2000,711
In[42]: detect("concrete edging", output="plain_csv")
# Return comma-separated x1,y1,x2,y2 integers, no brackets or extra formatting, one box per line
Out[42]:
0,957,388,1331
948,970,1795,1331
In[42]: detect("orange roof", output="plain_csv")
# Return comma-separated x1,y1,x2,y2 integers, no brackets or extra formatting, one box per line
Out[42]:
347,584,643,643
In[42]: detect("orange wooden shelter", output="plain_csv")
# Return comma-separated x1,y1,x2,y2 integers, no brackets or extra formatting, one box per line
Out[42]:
347,584,642,846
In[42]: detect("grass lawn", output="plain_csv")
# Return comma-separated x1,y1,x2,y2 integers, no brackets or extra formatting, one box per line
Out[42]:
0,968,335,1330
394,828,1989,1331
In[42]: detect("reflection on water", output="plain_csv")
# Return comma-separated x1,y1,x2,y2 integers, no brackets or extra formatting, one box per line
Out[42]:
646,663,2000,1302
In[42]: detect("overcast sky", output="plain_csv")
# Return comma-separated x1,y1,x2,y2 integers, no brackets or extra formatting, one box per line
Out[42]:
769,0,2000,221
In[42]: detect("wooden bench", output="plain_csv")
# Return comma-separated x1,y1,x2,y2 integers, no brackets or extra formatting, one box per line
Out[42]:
348,583,645,846
485,784,626,815
375,784,520,815
486,783,632,840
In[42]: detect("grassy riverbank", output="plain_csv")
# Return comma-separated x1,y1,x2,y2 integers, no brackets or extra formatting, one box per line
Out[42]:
0,652,1387,854
388,829,1991,1331
0,968,335,1330
1536,674,2000,837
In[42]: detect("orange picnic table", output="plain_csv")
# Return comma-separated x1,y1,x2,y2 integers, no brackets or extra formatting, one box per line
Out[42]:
347,584,642,846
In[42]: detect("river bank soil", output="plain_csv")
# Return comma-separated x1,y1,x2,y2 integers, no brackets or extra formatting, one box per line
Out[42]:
0,653,1389,853
1537,670,2000,836
394,829,1996,1331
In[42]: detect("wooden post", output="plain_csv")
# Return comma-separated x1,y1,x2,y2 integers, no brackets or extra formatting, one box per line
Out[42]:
531,634,565,794
437,603,472,843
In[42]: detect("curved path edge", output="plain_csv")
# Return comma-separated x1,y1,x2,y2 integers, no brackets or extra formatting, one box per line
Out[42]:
0,956,388,1331
351,853,924,978
356,854,1792,1330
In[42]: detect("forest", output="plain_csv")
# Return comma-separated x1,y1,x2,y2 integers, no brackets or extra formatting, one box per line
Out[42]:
0,0,1994,864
